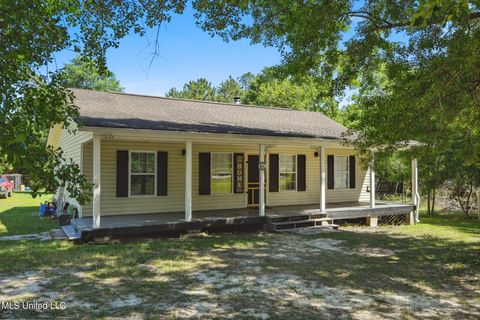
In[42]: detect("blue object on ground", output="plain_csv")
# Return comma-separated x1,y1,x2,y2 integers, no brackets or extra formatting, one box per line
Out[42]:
38,204,47,217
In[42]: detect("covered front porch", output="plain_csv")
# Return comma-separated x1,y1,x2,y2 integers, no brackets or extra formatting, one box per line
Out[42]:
67,201,414,240
86,131,421,231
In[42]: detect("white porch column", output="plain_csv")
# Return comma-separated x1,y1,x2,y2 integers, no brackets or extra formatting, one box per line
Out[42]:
369,158,376,209
412,157,420,223
92,136,101,229
259,144,266,217
185,142,192,222
319,146,326,212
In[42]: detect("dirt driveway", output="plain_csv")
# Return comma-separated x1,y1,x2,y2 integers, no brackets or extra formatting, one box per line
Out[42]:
1,222,479,319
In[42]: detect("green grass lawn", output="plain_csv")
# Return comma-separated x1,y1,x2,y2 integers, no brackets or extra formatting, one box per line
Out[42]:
0,195,479,319
0,192,56,236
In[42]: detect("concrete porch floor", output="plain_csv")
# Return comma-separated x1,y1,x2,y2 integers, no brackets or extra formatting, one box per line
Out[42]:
71,201,413,231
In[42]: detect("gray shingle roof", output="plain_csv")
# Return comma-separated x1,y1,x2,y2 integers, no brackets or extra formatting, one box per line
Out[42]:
72,88,348,140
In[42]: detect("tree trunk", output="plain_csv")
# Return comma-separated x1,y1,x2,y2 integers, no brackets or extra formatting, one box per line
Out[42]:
432,187,436,214
464,182,474,217
456,193,468,216
427,192,431,215
427,190,432,214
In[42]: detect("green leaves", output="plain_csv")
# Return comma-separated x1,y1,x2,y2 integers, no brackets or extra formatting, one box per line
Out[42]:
195,0,480,192
165,68,343,121
166,78,217,101
0,0,187,203
58,56,123,92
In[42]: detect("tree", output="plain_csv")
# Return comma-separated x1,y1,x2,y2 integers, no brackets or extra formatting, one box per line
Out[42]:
1,0,186,201
193,1,480,217
216,76,243,103
166,77,242,103
165,68,343,122
166,78,216,101
0,156,13,175
449,165,480,217
59,56,123,92
238,72,255,91
193,1,480,193
243,68,341,119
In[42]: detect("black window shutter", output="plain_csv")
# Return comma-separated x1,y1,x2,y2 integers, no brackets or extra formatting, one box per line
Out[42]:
199,152,211,195
157,151,168,196
269,154,279,192
116,150,129,197
297,154,306,191
349,155,356,189
327,155,334,190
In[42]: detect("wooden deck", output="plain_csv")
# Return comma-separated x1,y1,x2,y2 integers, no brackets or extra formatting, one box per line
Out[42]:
67,201,413,241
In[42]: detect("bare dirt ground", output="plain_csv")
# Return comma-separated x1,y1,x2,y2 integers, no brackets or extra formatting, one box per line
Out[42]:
1,225,479,319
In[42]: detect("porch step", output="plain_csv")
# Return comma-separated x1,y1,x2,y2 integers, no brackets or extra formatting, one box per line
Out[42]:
270,217,334,226
277,224,339,233
268,214,337,232
267,213,328,223
61,225,82,240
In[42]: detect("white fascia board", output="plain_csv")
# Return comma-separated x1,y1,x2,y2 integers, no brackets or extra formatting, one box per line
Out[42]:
79,126,354,149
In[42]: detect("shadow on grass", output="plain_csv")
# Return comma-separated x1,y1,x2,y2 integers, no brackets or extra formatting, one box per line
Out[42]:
0,206,57,236
0,216,479,318
0,211,480,319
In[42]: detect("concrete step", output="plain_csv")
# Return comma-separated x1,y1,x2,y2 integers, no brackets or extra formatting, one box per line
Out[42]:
268,213,328,223
278,224,339,233
61,225,82,240
270,217,333,226
274,221,315,230
268,215,337,231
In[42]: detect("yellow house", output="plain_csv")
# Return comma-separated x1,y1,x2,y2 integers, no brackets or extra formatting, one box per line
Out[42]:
48,89,418,240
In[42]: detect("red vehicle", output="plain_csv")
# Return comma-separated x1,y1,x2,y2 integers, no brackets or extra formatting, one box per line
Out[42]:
0,175,14,198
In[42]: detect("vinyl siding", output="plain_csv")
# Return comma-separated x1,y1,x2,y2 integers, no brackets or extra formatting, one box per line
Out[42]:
57,128,91,166
193,144,251,211
80,140,370,216
267,146,319,206
55,127,92,211
82,142,93,216
325,148,370,203
83,140,185,216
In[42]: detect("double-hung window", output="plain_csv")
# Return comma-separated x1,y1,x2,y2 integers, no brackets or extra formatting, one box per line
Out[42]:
334,156,349,189
279,154,297,191
211,153,233,194
130,151,156,196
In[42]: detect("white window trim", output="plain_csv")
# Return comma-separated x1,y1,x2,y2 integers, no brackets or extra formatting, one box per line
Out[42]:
128,150,157,197
279,154,298,192
210,152,234,195
334,155,350,190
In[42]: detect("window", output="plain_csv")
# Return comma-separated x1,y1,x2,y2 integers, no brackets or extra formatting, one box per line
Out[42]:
279,154,296,191
130,152,156,196
211,153,233,194
334,156,349,189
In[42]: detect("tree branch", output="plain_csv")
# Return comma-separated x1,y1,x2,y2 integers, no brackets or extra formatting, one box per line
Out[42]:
346,10,480,31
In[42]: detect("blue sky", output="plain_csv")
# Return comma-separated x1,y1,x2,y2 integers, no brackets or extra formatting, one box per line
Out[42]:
54,6,281,97
51,3,408,103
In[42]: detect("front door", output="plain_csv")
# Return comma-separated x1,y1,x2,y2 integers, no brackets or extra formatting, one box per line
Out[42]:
247,155,260,206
